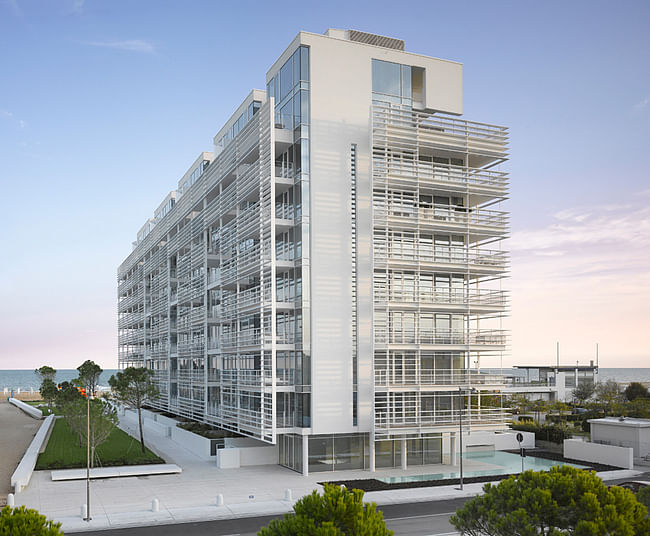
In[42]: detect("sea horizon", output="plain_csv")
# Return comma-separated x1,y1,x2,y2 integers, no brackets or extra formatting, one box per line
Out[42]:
2,367,650,391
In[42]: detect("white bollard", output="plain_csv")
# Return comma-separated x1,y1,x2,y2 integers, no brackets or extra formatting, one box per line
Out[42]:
7,494,14,507
216,494,224,506
284,488,292,502
152,498,159,512
81,504,87,519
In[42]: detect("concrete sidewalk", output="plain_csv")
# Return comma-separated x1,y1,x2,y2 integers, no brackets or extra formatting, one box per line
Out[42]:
14,409,645,533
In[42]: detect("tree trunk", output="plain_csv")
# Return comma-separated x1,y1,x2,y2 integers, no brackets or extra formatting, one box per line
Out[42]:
138,405,145,453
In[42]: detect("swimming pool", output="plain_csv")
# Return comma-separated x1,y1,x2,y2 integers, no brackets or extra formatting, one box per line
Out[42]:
378,450,588,484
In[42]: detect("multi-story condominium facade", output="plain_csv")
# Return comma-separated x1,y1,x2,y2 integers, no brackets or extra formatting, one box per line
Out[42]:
118,29,510,475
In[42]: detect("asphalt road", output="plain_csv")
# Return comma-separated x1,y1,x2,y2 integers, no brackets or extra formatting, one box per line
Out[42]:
70,473,650,535
75,497,469,536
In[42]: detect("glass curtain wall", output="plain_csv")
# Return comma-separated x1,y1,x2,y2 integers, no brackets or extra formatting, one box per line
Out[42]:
268,46,312,430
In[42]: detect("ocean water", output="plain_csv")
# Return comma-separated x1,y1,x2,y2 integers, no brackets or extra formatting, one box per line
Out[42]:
0,368,648,391
0,369,119,391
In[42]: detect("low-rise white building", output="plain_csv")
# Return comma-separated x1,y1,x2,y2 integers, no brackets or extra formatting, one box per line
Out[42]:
589,417,650,458
503,365,598,403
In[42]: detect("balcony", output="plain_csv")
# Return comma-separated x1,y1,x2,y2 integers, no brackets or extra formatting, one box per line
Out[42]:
375,288,507,310
375,329,507,347
374,244,508,273
374,407,510,432
374,368,505,388
373,204,508,236
372,104,508,166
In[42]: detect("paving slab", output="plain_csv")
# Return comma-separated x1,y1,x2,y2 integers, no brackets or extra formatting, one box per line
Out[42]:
51,464,182,481
13,408,645,533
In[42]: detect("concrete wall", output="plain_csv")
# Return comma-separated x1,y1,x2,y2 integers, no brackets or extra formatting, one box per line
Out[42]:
170,425,214,460
564,439,633,469
217,448,240,469
11,414,55,492
590,422,650,457
8,398,43,420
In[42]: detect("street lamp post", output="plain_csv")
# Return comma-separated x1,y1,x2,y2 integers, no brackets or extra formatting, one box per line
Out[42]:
84,385,91,522
458,386,477,491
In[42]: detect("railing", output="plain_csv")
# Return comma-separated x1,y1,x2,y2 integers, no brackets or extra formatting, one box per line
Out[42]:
374,244,508,269
374,368,505,387
374,407,510,429
373,104,509,154
503,378,557,388
375,288,507,307
275,164,296,179
276,202,301,221
375,329,507,346
374,160,508,191
374,204,508,231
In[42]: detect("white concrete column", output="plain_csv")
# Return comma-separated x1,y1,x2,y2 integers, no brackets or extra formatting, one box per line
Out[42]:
369,439,376,472
450,432,457,466
400,438,407,470
302,435,309,477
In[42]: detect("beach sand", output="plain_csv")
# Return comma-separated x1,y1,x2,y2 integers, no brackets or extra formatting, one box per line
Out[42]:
0,399,40,505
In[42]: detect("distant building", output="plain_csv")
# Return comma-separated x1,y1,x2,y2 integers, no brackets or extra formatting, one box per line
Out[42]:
589,417,650,458
117,29,510,475
503,364,598,403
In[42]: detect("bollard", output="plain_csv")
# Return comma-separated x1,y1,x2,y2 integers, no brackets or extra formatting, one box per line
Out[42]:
216,494,224,506
7,494,14,507
81,504,87,519
152,498,159,512
284,488,292,502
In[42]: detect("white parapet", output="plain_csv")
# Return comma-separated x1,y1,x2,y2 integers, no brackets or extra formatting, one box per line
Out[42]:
8,398,44,420
11,414,55,492
564,439,634,470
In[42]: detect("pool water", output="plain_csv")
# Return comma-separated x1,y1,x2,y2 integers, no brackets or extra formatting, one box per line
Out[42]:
378,450,588,484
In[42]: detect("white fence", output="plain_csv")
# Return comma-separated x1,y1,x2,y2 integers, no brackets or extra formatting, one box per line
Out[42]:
564,439,633,469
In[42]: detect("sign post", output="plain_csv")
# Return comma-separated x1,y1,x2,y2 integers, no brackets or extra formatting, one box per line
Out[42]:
516,432,525,473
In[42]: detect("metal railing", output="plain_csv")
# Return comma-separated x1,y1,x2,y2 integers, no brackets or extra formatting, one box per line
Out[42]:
374,407,510,429
374,368,505,387
375,329,507,346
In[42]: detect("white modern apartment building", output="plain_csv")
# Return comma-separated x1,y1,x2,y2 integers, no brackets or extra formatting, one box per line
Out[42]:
118,29,510,475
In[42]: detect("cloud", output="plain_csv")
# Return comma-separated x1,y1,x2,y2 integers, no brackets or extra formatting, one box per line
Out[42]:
634,97,649,111
508,196,650,367
510,200,650,256
0,109,13,118
86,39,156,54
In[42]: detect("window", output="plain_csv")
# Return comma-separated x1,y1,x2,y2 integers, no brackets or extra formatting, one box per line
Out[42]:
372,59,414,105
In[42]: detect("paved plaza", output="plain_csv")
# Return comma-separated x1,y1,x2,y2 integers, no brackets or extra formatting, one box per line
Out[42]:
14,410,643,533
0,399,39,505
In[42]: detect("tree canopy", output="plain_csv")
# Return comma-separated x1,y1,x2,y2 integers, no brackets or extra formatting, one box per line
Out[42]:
624,382,649,402
35,366,56,383
62,397,118,462
450,466,649,536
39,379,57,409
573,381,596,404
0,505,63,536
77,359,103,397
258,483,393,535
109,367,159,453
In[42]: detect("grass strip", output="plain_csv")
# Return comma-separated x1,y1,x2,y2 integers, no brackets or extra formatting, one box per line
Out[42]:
36,418,164,470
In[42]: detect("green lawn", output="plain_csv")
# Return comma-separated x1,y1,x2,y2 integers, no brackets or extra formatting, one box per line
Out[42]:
24,400,59,416
36,418,164,470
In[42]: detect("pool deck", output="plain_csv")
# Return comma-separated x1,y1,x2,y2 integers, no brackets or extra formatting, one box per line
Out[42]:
13,408,645,533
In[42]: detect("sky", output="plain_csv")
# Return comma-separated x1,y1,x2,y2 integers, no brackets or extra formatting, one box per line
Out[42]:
0,0,648,370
